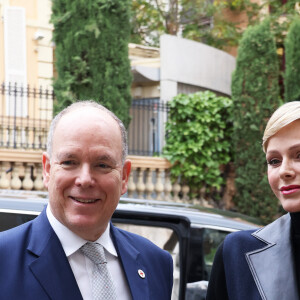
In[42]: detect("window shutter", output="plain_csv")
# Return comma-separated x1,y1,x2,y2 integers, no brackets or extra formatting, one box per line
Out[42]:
4,7,27,116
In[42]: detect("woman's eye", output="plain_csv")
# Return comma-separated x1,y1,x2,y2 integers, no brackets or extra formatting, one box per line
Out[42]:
267,159,281,166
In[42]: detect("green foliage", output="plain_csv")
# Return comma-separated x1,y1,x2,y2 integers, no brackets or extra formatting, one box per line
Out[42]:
130,0,299,55
51,0,132,127
163,91,232,193
284,17,300,102
130,0,166,46
231,19,281,224
130,0,261,50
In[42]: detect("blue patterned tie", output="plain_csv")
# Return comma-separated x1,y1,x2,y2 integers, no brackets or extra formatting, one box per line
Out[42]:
81,242,117,300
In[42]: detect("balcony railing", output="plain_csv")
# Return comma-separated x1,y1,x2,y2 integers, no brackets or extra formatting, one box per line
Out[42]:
0,151,212,206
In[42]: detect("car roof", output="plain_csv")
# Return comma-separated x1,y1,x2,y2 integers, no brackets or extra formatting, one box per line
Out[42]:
117,198,260,231
0,189,259,231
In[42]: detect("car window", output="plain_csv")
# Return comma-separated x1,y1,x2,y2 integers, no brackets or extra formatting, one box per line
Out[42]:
0,212,37,232
113,222,180,300
202,228,228,279
185,227,231,300
186,227,229,283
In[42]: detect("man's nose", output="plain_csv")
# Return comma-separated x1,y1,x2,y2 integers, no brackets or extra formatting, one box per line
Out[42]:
279,159,296,179
75,165,95,188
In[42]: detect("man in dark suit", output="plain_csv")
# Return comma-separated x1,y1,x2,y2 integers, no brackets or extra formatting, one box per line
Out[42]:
0,101,173,300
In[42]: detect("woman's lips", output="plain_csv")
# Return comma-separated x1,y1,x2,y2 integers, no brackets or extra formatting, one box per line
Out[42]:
280,185,300,195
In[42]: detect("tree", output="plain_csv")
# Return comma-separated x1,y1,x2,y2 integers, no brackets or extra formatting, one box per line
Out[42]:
130,0,260,50
51,0,132,127
284,17,300,102
130,0,300,57
231,19,281,223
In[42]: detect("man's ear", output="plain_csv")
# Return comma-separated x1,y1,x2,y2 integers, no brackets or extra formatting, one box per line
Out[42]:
121,159,131,195
42,152,51,189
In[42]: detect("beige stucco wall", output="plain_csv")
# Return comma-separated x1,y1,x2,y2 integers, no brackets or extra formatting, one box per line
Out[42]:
0,0,53,87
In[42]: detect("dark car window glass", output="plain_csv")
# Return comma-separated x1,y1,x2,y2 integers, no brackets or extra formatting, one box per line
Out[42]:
185,227,230,300
186,227,229,283
113,222,179,300
0,212,37,232
203,228,228,279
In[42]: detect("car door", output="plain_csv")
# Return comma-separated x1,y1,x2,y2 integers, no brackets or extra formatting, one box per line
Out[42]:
112,209,191,300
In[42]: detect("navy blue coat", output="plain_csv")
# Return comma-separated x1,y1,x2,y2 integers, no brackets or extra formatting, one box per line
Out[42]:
0,208,173,300
207,214,299,300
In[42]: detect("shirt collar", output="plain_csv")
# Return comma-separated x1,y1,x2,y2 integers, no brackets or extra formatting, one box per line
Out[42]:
46,205,118,257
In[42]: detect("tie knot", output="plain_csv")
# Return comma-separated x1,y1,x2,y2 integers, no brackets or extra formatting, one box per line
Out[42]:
81,242,107,265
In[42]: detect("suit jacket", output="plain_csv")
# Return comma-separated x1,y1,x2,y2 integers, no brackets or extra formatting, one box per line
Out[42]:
206,214,299,300
0,208,173,300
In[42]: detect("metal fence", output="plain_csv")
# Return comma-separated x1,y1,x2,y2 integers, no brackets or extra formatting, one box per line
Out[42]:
0,83,169,155
0,83,54,150
128,98,169,156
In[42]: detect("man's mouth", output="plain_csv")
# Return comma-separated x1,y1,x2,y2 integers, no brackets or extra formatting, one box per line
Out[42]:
70,196,99,203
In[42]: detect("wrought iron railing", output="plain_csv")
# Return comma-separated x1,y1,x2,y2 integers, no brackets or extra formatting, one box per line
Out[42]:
0,83,169,156
0,83,54,150
128,98,169,156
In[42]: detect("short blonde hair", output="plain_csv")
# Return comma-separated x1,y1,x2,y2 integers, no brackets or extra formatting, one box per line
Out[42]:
263,101,300,152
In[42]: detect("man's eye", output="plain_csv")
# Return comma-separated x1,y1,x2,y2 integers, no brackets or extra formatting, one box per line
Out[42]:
267,159,281,166
97,163,111,169
62,160,76,166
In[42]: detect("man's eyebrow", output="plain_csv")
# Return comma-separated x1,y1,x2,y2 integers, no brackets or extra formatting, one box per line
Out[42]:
56,152,78,160
96,154,117,164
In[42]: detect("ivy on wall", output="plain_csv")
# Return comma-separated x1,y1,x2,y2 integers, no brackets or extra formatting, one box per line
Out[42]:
163,91,232,196
51,0,132,127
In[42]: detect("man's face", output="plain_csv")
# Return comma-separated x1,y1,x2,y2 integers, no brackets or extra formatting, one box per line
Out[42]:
42,108,131,241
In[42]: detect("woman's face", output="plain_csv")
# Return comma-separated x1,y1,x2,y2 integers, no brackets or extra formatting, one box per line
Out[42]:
267,119,300,212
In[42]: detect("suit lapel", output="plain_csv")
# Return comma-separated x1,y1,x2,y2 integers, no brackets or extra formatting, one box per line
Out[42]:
111,224,149,300
27,209,83,300
246,214,298,300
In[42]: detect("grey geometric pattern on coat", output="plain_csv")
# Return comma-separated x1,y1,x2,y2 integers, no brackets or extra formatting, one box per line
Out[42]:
81,242,117,300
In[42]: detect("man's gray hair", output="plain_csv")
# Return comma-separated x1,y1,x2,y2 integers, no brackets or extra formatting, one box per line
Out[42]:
47,100,128,164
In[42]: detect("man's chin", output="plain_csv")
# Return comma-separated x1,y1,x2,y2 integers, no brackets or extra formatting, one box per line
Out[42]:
66,218,107,241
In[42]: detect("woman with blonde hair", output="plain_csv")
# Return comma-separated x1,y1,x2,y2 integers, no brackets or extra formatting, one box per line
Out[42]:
206,101,300,300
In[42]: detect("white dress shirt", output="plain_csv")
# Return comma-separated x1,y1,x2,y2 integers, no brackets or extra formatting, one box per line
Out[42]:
46,205,132,300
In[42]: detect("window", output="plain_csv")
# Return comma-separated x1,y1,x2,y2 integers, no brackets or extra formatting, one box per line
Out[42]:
4,7,27,117
0,212,36,232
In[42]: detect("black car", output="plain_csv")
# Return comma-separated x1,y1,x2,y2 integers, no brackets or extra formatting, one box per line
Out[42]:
0,189,259,300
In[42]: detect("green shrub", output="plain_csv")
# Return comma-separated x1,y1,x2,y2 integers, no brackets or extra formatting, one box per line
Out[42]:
231,19,281,224
163,91,232,196
284,17,300,102
51,0,132,126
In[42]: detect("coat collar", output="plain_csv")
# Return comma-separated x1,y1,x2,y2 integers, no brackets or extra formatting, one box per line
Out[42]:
27,209,83,300
27,209,149,300
246,214,298,300
111,224,149,300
